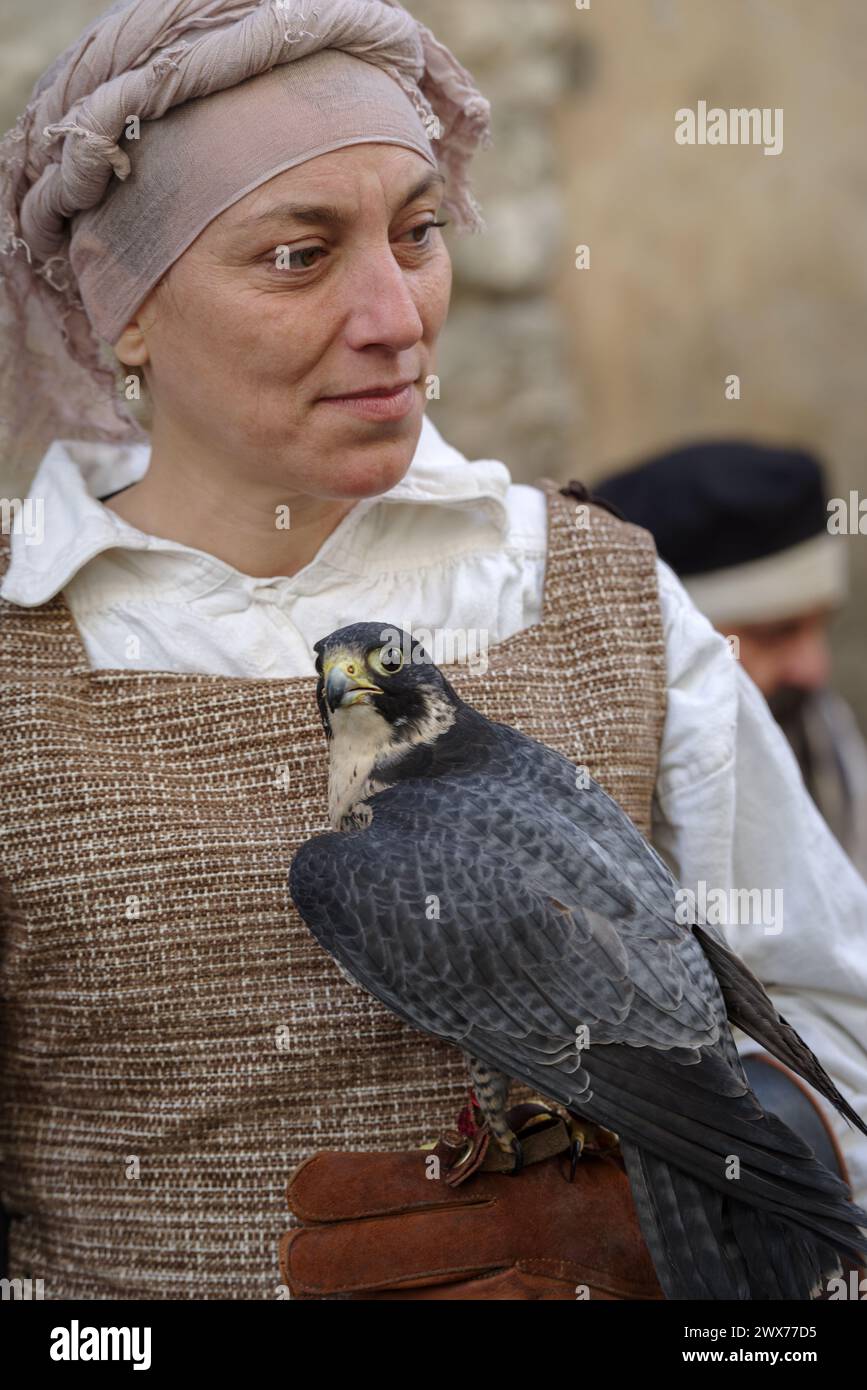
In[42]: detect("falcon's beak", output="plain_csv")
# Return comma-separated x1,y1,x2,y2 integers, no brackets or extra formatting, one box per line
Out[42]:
323,654,383,711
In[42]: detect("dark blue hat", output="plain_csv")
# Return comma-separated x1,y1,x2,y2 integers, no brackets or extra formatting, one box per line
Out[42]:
594,441,828,577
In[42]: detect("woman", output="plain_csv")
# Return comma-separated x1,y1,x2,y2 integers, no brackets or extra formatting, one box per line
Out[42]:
1,0,865,1301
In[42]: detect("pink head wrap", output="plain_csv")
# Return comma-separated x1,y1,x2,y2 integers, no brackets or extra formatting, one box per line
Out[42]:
0,0,492,473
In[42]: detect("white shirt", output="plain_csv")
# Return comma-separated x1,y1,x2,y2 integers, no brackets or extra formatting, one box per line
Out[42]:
4,411,867,1206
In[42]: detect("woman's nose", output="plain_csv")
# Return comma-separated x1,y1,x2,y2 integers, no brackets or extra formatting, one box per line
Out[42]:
341,246,426,350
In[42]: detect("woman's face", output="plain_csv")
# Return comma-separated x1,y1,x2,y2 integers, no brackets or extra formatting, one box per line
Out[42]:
120,144,452,499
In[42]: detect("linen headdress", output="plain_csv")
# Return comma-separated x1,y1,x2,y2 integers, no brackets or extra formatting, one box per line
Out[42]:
0,0,492,474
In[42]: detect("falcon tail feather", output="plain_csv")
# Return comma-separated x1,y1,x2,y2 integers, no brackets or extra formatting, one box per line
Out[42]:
694,923,867,1138
622,1140,858,1300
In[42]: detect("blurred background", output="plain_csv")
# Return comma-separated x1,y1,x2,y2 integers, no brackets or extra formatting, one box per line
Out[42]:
1,0,865,724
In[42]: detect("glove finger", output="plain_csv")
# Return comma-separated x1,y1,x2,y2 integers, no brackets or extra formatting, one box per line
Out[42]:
279,1201,511,1298
285,1149,493,1223
281,1216,660,1301
356,1268,580,1300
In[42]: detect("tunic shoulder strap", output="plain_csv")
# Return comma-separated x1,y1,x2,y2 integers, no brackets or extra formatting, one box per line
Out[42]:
531,477,668,830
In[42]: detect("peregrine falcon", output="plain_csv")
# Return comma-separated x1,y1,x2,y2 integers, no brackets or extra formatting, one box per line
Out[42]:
288,622,867,1299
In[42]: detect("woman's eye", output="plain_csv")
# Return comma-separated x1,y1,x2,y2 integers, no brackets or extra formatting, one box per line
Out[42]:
260,219,447,275
403,218,448,247
267,244,326,273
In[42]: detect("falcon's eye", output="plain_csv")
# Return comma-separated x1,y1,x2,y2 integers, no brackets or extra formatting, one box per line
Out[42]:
369,643,404,676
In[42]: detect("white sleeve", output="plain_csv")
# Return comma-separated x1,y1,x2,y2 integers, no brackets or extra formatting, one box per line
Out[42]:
650,558,867,1208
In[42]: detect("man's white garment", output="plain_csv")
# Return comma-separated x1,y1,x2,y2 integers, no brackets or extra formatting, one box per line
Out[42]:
3,411,866,1206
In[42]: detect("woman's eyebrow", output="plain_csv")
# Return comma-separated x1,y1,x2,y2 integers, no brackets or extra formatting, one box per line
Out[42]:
233,170,447,232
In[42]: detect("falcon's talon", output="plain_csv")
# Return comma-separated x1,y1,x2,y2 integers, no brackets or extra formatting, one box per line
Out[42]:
569,1136,584,1181
563,1118,587,1180
508,1136,525,1175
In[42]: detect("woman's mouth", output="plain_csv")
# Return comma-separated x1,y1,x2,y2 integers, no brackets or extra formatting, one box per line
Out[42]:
317,380,417,421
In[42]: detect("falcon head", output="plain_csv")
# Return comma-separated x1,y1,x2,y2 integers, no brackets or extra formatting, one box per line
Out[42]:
313,622,459,739
313,623,463,827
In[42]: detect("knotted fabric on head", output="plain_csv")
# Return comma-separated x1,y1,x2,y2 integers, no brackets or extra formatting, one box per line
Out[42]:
0,0,492,475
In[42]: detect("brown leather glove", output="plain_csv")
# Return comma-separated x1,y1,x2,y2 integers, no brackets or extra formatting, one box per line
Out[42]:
278,1102,664,1300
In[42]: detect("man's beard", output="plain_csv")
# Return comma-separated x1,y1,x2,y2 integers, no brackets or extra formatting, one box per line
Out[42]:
767,684,811,727
767,684,819,798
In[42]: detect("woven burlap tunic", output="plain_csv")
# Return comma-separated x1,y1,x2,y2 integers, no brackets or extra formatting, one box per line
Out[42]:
0,482,666,1299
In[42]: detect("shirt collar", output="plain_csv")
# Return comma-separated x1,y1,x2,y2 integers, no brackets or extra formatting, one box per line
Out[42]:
0,413,512,607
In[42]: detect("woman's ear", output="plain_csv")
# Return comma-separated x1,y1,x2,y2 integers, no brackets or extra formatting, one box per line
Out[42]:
114,319,150,368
